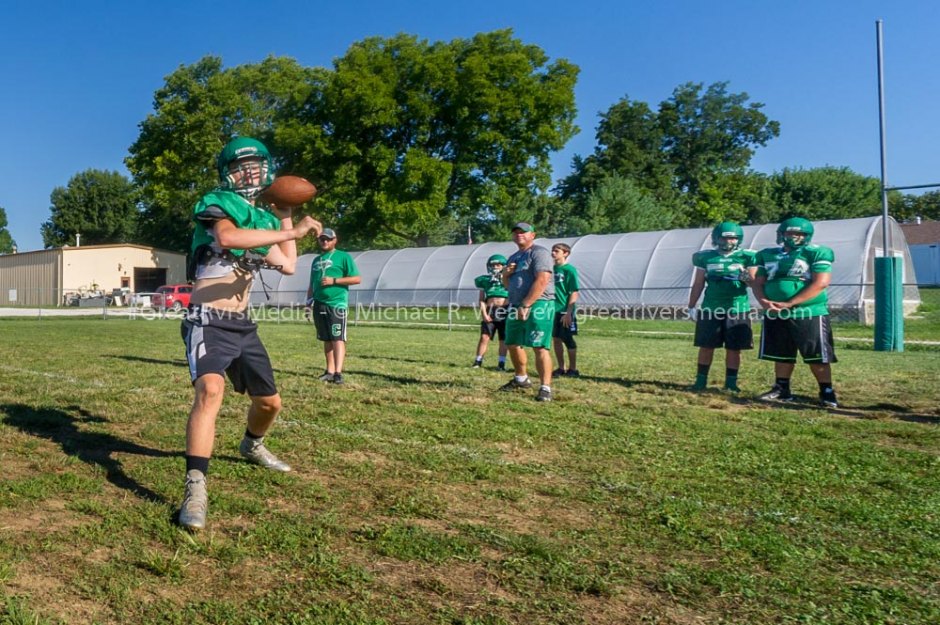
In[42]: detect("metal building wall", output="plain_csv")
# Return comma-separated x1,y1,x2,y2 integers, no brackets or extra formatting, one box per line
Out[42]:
0,249,62,306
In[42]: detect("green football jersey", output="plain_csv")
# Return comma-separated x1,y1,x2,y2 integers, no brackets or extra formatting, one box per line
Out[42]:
755,244,834,317
474,273,509,299
310,249,360,308
553,263,580,312
691,248,756,313
191,190,281,257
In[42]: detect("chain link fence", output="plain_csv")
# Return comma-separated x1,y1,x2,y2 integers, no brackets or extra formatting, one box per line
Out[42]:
0,285,923,327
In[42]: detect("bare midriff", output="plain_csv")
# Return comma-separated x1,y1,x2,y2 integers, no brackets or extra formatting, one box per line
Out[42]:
191,268,255,313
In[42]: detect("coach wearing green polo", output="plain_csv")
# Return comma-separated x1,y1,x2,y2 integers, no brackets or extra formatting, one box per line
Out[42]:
501,222,556,402
306,228,361,385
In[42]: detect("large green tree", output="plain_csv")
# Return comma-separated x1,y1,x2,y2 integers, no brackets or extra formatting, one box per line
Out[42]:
283,30,578,248
127,31,577,252
560,81,779,228
40,170,139,248
564,175,673,236
0,207,16,253
891,189,940,222
126,56,325,252
768,167,883,221
660,82,779,198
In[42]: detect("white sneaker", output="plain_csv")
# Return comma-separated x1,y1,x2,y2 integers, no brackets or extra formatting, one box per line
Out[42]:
239,437,292,472
178,470,207,531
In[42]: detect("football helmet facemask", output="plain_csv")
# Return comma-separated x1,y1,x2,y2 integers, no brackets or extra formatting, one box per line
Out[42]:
217,137,274,199
776,217,814,249
711,221,744,253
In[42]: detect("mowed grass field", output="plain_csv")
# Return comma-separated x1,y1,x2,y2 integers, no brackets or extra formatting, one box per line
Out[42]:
1,300,938,624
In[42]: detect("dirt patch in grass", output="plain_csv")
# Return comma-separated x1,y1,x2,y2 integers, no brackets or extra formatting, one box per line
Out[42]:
577,591,711,625
492,441,561,466
0,498,86,534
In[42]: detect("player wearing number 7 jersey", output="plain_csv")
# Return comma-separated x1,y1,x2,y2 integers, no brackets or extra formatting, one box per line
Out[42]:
751,217,839,408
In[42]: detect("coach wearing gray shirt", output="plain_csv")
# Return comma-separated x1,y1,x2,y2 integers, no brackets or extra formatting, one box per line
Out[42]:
500,222,556,401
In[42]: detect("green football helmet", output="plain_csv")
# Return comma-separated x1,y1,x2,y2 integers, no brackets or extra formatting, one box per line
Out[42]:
217,137,274,199
487,254,508,267
776,217,814,248
711,221,744,252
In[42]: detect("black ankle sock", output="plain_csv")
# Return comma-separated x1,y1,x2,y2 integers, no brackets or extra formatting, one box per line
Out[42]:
697,364,711,376
185,455,210,475
775,377,791,390
726,368,738,379
818,382,834,394
244,428,263,441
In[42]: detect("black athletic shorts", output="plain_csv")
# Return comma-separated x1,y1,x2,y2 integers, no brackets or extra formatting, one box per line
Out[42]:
693,311,753,350
181,306,277,396
759,315,837,364
552,311,578,348
480,304,508,340
313,301,348,342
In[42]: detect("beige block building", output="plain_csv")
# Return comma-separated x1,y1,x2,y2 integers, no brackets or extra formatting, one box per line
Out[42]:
0,244,186,306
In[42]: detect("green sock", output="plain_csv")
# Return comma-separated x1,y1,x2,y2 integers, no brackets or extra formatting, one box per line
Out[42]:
725,368,739,390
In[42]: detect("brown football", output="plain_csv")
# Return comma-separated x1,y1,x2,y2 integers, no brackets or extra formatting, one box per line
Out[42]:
261,175,317,207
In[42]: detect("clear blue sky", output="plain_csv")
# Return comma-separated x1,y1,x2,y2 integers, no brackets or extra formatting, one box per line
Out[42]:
3,0,938,251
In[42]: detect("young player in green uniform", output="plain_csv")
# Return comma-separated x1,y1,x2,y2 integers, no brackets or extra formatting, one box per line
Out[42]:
179,137,322,531
551,243,581,377
306,228,361,385
688,222,756,391
751,217,839,408
472,254,510,370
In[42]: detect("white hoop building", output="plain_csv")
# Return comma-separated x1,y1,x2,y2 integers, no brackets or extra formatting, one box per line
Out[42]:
251,216,919,323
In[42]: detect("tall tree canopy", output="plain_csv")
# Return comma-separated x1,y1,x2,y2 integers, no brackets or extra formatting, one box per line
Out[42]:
126,56,324,252
286,30,578,248
40,170,139,248
889,189,940,223
0,207,16,253
768,167,883,221
559,81,779,229
127,30,577,251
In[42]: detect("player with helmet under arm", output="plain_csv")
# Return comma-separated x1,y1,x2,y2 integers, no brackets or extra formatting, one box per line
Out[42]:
178,137,321,531
751,217,839,408
472,254,510,370
688,222,757,392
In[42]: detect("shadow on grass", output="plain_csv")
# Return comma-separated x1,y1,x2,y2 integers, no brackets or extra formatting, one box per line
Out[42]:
107,354,315,381
833,403,940,424
697,393,940,424
1,403,179,503
107,354,187,368
576,375,693,393
355,353,449,367
343,368,463,387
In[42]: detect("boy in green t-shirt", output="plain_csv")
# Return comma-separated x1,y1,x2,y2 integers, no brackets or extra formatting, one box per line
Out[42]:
551,243,581,377
305,228,361,385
